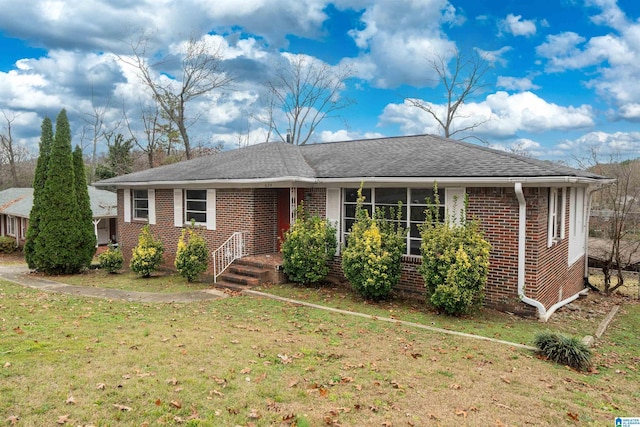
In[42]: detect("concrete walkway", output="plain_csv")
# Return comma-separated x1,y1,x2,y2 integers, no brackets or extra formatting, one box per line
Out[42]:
0,264,227,303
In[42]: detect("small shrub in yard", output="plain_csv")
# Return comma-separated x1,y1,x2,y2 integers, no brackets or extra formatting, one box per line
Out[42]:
0,236,17,254
175,223,209,282
534,332,592,371
420,186,491,316
130,225,164,278
342,186,406,300
281,205,337,285
98,243,124,273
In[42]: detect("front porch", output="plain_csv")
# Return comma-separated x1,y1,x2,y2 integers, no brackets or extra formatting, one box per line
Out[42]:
214,253,286,290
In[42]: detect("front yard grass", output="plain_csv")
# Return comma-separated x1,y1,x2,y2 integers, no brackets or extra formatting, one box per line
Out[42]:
50,268,213,294
2,278,639,426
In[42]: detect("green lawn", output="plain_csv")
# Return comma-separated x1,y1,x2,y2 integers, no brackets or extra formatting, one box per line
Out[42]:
2,278,638,426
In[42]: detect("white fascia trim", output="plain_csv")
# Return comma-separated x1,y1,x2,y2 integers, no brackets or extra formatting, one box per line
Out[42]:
95,175,613,189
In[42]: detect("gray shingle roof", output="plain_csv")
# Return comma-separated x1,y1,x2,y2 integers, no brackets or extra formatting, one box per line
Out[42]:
0,187,117,218
95,134,606,186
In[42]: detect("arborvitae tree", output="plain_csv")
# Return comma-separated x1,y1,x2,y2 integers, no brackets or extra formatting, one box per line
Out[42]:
73,145,97,265
25,117,53,269
35,109,86,274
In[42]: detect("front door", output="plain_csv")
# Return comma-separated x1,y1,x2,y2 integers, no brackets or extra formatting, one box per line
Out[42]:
277,188,305,250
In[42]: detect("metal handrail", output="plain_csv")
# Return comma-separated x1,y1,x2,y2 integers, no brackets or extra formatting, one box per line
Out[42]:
212,231,249,283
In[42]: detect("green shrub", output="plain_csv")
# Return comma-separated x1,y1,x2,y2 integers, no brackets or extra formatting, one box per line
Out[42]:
130,225,164,278
281,206,337,285
534,332,592,371
342,187,406,300
98,244,124,273
0,236,17,254
419,187,491,315
175,224,209,282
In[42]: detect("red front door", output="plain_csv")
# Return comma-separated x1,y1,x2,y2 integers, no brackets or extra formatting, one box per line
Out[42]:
276,188,305,250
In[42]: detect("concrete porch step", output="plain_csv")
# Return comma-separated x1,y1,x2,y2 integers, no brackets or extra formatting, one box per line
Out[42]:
214,280,250,292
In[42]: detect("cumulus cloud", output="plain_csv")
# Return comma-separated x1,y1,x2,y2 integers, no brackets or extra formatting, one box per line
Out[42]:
500,14,537,37
496,76,540,91
346,0,458,88
557,131,640,159
476,46,511,66
318,129,385,143
379,91,594,138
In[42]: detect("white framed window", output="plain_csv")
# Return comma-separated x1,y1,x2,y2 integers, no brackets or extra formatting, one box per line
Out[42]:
174,189,216,230
548,187,566,247
342,187,449,256
6,215,16,237
20,218,26,239
185,190,207,224
132,190,149,220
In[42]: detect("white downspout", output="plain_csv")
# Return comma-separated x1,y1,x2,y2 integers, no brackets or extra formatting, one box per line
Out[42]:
515,183,590,322
93,218,101,248
514,183,548,320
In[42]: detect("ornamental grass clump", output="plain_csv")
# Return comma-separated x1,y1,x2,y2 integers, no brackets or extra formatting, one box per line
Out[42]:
342,186,406,300
175,223,209,282
419,186,491,316
98,243,124,273
534,332,592,371
130,225,164,278
281,205,337,285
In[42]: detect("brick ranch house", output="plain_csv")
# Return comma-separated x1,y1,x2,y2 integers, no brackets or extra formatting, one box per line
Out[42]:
95,134,611,320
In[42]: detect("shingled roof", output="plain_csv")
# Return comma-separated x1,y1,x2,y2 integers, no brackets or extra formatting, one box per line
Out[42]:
95,134,607,186
0,187,117,218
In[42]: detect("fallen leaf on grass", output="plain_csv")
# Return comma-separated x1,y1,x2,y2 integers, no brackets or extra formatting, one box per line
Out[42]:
170,400,182,409
567,412,579,422
449,383,461,390
240,367,252,374
13,327,24,335
65,396,76,405
57,414,70,424
113,404,131,411
248,409,261,419
288,378,299,388
500,376,510,384
96,383,106,390
5,416,19,425
3,362,11,368
455,409,467,418
166,378,179,385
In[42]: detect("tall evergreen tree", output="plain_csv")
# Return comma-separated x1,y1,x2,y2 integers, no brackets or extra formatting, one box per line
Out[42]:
25,117,53,269
35,109,86,274
73,145,97,265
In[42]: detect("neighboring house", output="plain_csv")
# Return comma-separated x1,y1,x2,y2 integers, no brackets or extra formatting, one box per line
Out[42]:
0,186,118,247
94,134,611,320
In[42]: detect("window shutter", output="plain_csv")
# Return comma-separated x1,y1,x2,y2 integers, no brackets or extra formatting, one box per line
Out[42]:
123,189,131,223
445,187,466,226
174,189,183,227
148,189,156,225
326,188,341,254
206,189,216,230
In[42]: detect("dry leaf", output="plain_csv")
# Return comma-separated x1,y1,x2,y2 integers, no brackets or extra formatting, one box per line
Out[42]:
248,409,261,419
567,412,579,421
211,389,224,397
449,383,461,390
455,409,467,418
240,367,252,374
255,372,266,383
500,376,511,384
3,362,11,368
288,378,299,388
57,414,70,424
166,378,179,385
65,396,76,405
5,416,19,425
13,327,24,335
170,400,182,409
96,383,106,390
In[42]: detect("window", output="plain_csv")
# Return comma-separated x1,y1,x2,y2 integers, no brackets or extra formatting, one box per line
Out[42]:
342,187,445,256
6,216,16,237
568,187,586,264
548,187,566,246
132,190,149,220
185,190,207,224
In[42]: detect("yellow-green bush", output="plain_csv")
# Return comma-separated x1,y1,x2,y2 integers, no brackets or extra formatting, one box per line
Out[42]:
281,206,337,285
98,243,123,273
175,224,209,282
419,188,491,315
0,236,17,254
130,225,164,278
342,187,406,300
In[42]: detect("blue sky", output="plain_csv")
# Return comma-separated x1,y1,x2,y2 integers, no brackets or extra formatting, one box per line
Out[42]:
1,0,640,163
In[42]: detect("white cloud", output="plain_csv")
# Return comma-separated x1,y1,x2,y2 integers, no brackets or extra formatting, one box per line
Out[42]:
346,0,459,88
318,129,385,142
379,91,594,138
500,14,536,37
476,46,511,66
557,131,640,158
496,76,540,91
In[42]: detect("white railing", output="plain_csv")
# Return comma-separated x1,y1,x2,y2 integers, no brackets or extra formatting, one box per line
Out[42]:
212,231,249,283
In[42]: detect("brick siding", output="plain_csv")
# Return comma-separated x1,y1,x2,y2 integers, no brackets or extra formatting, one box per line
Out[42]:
116,185,585,316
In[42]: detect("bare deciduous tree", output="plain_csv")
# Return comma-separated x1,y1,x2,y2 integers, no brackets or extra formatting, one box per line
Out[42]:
0,110,20,187
585,151,640,295
124,103,163,169
407,50,490,140
119,33,232,159
262,54,354,145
